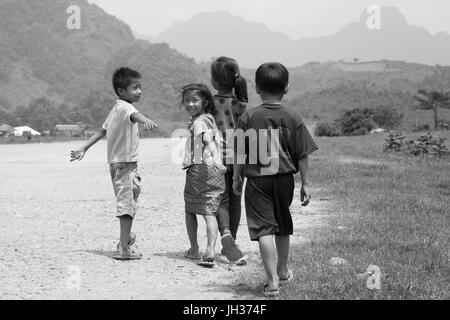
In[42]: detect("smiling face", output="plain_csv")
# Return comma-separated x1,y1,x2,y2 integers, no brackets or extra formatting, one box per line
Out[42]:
118,78,142,103
183,90,205,118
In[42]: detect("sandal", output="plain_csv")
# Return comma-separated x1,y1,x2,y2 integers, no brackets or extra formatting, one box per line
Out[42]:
221,234,245,263
262,285,280,297
235,255,248,266
112,252,142,261
184,249,201,260
198,256,215,268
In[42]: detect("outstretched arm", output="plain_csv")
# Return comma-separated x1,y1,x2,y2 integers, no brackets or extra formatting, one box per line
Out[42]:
130,112,158,131
298,155,311,206
70,128,106,162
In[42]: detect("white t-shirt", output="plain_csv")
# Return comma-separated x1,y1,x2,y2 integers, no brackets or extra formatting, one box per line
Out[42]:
102,99,139,164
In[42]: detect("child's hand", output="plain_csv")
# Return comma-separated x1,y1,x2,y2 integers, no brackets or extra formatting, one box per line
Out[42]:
233,176,243,196
300,186,311,206
70,149,85,162
214,163,227,174
143,119,158,132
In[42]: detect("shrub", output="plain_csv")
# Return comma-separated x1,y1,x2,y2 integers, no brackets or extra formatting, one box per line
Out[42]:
384,133,405,152
384,133,450,157
315,122,341,137
316,105,403,137
339,108,377,136
372,105,403,129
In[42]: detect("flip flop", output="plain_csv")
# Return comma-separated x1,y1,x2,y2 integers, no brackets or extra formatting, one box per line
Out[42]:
279,270,294,286
221,234,245,263
184,249,201,260
262,285,280,297
198,256,215,268
112,252,143,261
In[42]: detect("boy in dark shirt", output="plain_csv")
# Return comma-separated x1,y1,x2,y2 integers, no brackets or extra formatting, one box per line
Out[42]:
233,62,318,296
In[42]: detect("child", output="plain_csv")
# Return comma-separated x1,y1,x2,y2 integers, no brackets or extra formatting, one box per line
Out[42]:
210,57,248,264
70,67,158,261
233,63,318,296
181,83,227,267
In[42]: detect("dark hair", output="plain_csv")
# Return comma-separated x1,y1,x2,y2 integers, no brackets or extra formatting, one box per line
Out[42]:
112,67,142,96
255,62,289,95
181,84,216,115
211,57,248,103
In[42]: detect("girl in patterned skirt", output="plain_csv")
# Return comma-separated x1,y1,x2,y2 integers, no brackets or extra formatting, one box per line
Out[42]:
181,83,227,267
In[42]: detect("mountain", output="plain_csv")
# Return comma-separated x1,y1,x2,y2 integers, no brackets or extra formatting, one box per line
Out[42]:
0,0,203,131
151,8,450,68
153,11,293,68
1,1,448,134
294,7,450,67
0,0,136,108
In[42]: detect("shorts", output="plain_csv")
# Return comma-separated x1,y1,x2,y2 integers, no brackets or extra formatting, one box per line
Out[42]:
244,174,294,241
109,162,142,219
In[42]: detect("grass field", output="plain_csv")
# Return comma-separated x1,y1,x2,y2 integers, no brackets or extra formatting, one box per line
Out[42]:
283,131,450,300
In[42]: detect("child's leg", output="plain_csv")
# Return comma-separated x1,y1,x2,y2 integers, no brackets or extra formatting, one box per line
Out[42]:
203,215,218,259
229,193,242,240
226,171,241,240
258,235,279,290
118,216,133,254
216,174,231,237
275,235,290,279
185,212,200,254
113,163,142,259
215,204,231,237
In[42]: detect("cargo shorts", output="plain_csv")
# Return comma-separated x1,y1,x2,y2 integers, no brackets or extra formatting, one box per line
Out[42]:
109,162,142,219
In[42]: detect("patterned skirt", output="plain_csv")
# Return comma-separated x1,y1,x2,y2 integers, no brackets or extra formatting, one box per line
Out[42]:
184,164,225,216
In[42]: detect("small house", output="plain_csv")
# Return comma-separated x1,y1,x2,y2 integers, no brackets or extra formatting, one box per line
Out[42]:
14,126,41,137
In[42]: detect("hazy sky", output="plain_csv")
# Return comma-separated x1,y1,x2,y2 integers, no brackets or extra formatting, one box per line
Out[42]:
88,0,450,39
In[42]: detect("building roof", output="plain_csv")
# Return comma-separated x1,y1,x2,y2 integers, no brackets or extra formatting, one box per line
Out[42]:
14,126,41,136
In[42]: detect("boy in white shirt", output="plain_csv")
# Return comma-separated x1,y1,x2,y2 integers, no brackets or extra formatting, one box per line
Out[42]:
71,67,158,260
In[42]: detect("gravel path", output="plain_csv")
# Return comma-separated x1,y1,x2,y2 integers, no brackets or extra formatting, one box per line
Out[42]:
0,139,329,300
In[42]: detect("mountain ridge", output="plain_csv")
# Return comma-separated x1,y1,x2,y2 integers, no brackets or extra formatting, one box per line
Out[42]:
145,7,450,68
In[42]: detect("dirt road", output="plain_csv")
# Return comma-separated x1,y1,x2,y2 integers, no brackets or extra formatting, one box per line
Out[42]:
0,139,328,300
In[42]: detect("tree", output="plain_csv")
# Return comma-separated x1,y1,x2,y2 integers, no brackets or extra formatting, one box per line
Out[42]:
414,90,450,130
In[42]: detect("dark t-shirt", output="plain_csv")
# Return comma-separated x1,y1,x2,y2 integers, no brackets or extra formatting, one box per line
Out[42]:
235,103,318,178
